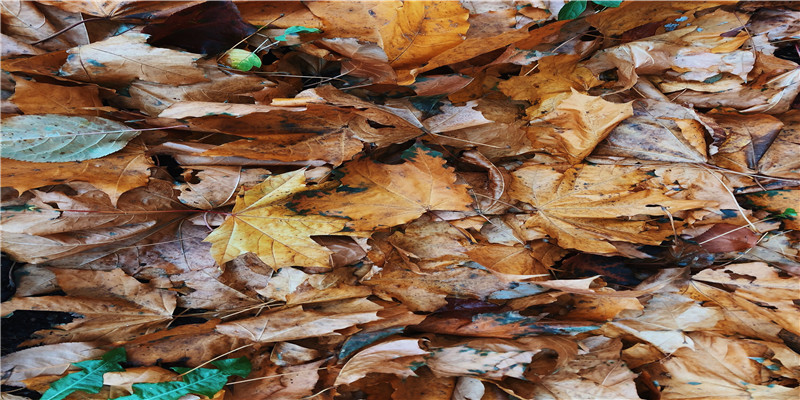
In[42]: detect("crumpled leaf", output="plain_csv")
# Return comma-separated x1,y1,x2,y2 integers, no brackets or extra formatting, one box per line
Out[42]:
509,164,713,253
58,31,207,87
532,337,639,400
527,89,633,163
205,169,345,268
1,140,152,205
0,342,105,387
1,114,140,162
641,332,800,399
216,299,382,343
2,268,176,345
335,337,430,385
291,143,473,231
378,0,469,83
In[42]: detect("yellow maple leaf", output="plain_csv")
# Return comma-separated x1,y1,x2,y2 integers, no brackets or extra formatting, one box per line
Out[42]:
205,169,345,269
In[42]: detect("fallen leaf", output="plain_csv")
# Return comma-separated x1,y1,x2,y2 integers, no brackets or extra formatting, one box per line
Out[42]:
1,114,140,162
0,342,105,387
10,78,111,116
1,140,153,205
205,169,345,269
2,268,176,345
58,31,208,87
335,337,429,385
509,163,713,253
527,89,633,164
216,300,382,343
291,143,473,231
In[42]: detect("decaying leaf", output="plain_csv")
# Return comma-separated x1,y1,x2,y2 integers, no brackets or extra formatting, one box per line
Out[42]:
509,163,713,253
292,144,472,231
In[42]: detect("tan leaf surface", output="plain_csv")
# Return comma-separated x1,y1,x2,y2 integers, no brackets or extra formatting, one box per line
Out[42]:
58,31,208,86
205,169,345,268
174,166,271,210
642,332,800,399
378,1,469,83
758,110,800,179
2,268,176,345
216,300,382,343
532,337,639,400
0,342,104,386
292,144,472,231
425,337,577,380
528,89,633,163
10,78,112,116
509,164,713,253
335,338,430,385
742,190,800,229
498,55,600,119
199,130,364,167
590,99,709,164
1,140,153,205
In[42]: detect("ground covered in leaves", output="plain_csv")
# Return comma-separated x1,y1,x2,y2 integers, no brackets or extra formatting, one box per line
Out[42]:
1,1,800,399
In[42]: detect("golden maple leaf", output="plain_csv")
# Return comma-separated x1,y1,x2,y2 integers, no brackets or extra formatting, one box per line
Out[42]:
205,169,345,269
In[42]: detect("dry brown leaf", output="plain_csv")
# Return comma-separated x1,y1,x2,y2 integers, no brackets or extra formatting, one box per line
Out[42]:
2,268,176,345
10,78,112,116
509,164,713,253
759,110,800,179
589,100,709,164
58,31,208,87
498,55,600,119
200,130,364,167
174,166,271,210
292,144,472,231
335,337,430,385
216,299,382,343
532,337,639,400
641,332,800,399
1,140,153,205
0,342,104,386
528,89,633,164
378,1,469,84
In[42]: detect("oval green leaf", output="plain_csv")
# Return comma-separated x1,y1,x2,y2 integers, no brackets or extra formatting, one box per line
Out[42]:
1,115,140,162
592,0,623,7
558,0,588,20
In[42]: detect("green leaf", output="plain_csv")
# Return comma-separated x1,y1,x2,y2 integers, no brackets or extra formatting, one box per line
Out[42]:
558,1,587,20
275,25,321,41
111,357,251,400
41,347,126,400
592,0,623,7
1,115,140,162
222,49,262,71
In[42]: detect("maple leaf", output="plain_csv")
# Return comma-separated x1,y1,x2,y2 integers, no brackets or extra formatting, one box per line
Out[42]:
291,143,473,231
205,169,346,269
509,163,714,253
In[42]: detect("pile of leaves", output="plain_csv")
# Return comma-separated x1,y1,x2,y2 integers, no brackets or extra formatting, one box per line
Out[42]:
2,1,799,399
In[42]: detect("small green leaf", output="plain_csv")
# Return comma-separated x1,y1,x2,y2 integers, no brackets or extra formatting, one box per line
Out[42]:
1,115,139,162
41,347,126,400
221,49,262,71
592,0,623,7
558,0,587,20
111,357,251,400
275,25,321,41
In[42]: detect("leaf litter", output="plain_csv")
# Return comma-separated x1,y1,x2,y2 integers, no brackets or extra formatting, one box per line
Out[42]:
1,1,799,399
